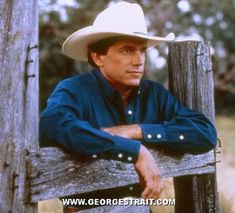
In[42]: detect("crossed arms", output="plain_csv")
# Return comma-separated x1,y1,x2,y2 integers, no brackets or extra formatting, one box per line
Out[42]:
40,77,217,200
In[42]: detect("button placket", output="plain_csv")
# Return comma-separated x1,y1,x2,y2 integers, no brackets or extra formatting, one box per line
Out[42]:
179,134,184,141
127,110,133,115
125,103,135,123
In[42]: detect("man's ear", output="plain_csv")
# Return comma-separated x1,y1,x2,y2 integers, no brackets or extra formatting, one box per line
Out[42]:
90,52,104,68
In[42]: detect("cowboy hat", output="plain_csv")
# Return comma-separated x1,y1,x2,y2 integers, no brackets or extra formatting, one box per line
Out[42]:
62,1,175,61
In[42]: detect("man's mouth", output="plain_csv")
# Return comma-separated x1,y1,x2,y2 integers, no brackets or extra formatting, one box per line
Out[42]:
127,70,143,74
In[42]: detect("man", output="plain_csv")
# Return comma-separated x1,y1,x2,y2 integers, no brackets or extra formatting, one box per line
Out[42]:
40,1,217,211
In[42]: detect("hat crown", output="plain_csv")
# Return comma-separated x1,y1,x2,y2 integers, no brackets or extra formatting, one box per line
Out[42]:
62,1,175,61
93,2,148,34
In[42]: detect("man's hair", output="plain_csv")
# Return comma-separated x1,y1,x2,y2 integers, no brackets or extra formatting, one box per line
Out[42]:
87,36,147,68
87,36,122,68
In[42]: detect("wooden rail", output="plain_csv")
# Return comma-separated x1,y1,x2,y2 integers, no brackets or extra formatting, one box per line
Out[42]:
27,148,215,202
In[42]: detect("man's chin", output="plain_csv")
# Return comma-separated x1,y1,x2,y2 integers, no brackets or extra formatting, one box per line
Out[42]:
125,81,141,89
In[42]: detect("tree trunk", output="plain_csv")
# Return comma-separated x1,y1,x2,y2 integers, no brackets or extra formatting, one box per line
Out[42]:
0,0,38,212
168,41,220,213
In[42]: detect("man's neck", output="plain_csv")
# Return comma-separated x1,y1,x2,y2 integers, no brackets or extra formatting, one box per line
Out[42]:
97,70,136,106
119,89,132,106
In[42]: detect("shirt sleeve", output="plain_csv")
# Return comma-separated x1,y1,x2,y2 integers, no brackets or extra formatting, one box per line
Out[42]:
40,81,141,163
139,85,217,154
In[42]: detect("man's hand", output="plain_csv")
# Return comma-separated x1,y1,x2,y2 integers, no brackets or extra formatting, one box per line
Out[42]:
135,145,163,199
102,125,162,199
102,124,142,139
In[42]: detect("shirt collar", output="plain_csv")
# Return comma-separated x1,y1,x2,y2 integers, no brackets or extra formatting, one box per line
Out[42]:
93,69,115,99
92,69,141,101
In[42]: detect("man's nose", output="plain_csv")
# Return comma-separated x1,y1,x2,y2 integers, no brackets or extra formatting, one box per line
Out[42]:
132,51,145,66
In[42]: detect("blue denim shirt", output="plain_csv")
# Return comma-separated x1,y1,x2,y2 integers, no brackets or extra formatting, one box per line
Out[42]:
40,69,217,163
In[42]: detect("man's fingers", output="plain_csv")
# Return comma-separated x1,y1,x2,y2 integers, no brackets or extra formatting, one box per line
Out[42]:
141,175,162,199
135,145,163,200
141,181,154,199
147,179,163,199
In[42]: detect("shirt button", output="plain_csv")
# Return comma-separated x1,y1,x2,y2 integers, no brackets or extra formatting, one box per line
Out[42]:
127,156,132,161
129,186,134,191
138,90,141,95
127,110,133,115
147,134,152,139
118,153,123,159
179,135,184,140
92,154,97,159
157,134,162,139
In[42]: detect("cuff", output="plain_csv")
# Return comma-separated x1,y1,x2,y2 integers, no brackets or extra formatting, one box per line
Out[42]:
107,136,141,163
140,124,166,143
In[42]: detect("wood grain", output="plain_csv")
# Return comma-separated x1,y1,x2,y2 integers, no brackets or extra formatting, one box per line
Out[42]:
27,147,215,202
0,1,38,212
168,41,220,213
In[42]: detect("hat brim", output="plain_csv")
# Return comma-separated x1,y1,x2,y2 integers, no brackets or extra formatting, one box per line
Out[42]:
62,26,175,61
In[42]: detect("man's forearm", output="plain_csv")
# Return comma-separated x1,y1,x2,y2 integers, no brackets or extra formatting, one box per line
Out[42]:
102,124,143,139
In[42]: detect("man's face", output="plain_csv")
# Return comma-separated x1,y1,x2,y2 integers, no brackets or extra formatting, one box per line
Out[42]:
96,37,147,91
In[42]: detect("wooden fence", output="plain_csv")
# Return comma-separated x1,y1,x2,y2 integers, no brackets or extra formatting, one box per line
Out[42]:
0,1,38,213
0,1,220,212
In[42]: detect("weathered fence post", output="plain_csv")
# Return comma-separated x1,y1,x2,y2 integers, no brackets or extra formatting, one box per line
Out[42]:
168,41,220,213
0,1,38,212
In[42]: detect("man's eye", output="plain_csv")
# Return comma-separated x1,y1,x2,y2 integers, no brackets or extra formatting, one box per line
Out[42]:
121,48,132,54
141,49,146,54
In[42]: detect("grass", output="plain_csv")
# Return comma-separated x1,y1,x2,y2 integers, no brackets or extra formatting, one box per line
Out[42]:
216,115,235,153
216,115,235,213
38,115,235,213
39,198,62,213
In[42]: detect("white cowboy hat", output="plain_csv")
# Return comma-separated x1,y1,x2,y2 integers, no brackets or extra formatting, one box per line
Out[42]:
62,1,175,61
